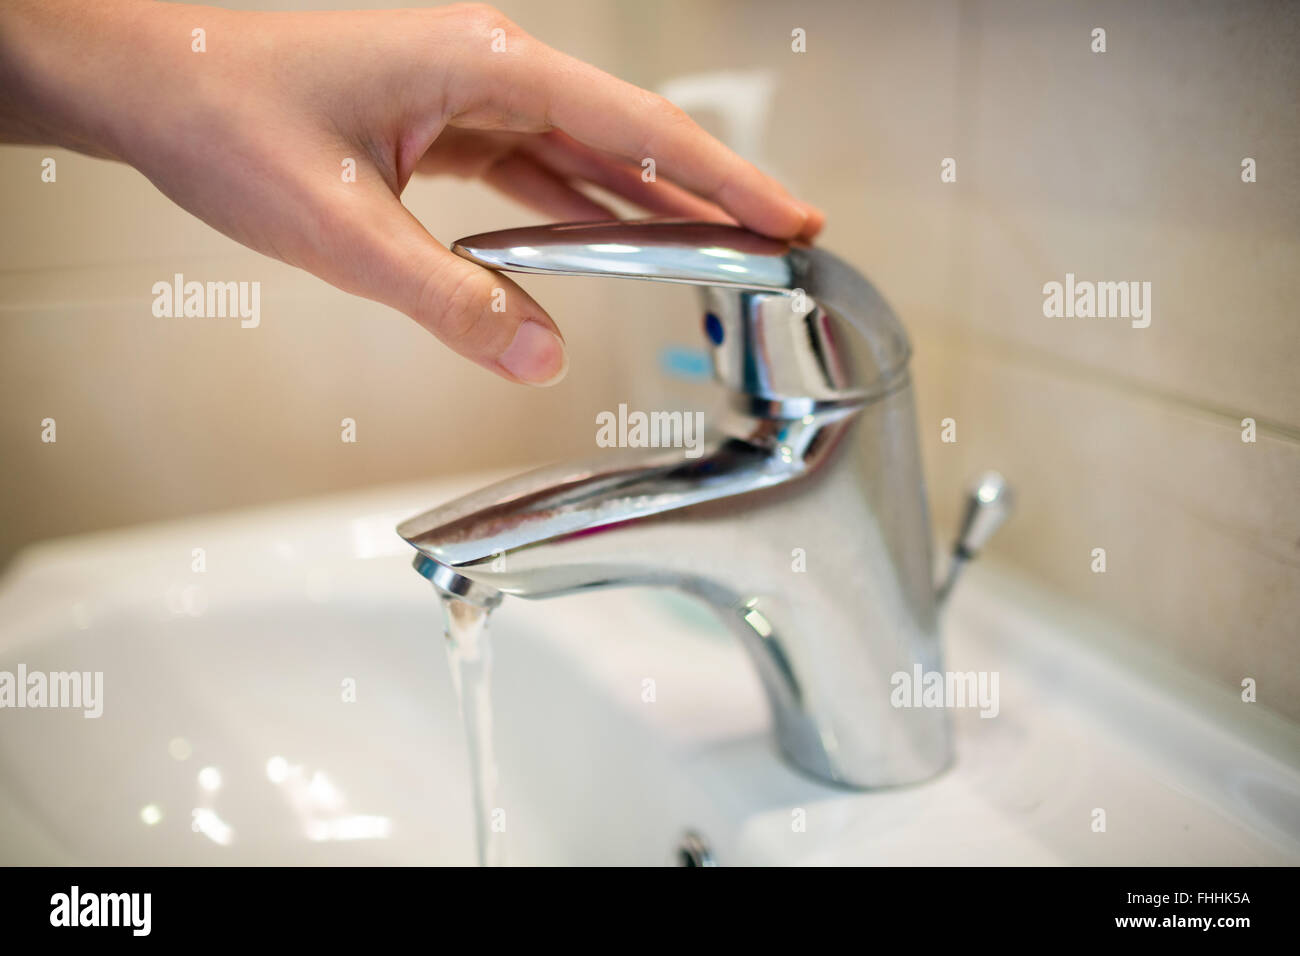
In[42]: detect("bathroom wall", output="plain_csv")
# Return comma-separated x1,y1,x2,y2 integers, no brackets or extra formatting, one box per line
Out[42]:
1,1,1296,719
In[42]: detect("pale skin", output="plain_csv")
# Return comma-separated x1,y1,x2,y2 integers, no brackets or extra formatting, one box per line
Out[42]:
0,1,825,384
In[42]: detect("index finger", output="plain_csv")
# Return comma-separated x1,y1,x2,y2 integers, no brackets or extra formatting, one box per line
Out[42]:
545,53,817,238
450,28,822,240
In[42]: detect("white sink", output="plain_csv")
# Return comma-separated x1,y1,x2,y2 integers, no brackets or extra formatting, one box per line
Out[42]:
1,479,1297,865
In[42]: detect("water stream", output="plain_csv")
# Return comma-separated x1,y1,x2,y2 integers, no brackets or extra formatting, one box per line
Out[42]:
439,594,505,867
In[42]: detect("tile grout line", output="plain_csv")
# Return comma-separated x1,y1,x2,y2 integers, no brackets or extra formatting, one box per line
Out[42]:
916,325,1300,444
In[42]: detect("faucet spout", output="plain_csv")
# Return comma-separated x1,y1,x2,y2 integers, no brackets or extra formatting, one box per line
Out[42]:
401,394,951,789
399,408,826,595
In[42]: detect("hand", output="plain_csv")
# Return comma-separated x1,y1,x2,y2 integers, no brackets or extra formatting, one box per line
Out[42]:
0,1,824,384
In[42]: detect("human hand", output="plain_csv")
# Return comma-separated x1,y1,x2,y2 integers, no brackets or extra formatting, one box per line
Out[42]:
0,1,824,384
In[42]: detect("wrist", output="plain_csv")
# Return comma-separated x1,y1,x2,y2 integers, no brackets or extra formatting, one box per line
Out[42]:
0,0,169,161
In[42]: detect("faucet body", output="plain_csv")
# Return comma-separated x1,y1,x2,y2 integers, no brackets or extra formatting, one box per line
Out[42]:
399,221,1009,789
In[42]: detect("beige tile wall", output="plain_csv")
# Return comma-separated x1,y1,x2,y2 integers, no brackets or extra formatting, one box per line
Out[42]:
2,1,1296,718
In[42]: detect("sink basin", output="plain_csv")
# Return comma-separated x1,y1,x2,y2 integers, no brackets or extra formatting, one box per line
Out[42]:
1,479,1297,865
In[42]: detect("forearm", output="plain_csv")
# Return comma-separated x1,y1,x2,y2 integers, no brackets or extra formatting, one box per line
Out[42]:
0,0,174,159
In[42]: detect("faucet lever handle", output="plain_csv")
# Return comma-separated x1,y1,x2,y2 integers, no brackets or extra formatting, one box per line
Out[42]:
452,218,914,406
451,219,800,292
936,471,1015,608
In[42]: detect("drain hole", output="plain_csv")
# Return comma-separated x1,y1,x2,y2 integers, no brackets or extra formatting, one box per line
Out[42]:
675,832,717,867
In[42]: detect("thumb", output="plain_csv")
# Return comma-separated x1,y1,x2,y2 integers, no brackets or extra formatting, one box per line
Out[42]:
337,192,568,387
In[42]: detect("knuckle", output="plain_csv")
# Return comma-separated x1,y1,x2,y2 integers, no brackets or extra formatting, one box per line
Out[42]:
635,92,695,158
453,3,515,36
421,265,487,345
650,93,692,128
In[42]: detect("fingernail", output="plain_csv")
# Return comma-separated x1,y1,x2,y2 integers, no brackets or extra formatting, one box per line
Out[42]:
801,203,826,237
499,320,568,386
784,198,810,227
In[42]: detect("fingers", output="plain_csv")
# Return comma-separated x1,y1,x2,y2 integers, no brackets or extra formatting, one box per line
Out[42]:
523,131,732,223
801,204,827,237
335,186,568,386
535,54,816,239
443,18,823,240
481,151,615,221
421,127,732,223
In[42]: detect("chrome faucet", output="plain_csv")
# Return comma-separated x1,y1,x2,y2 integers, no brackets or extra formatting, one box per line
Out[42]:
398,220,1013,789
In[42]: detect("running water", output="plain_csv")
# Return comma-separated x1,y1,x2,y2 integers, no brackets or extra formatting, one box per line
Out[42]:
439,594,505,867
